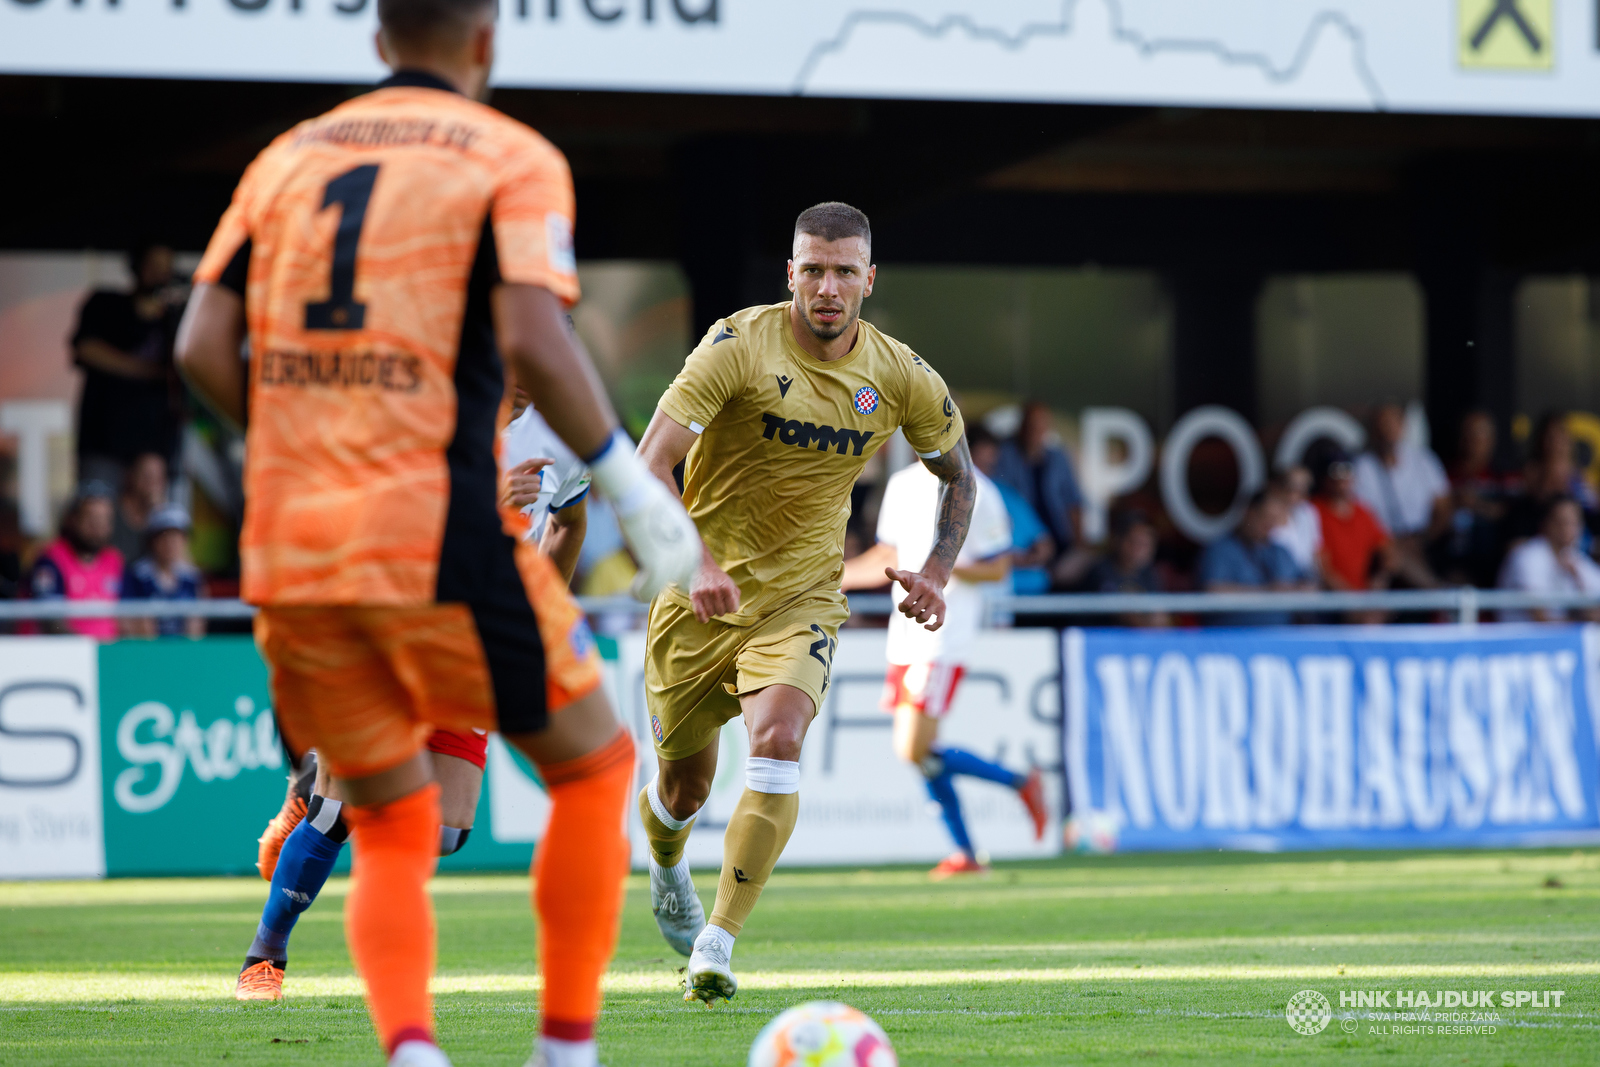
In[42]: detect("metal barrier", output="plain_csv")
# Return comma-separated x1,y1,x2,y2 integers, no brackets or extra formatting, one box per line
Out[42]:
1,587,1598,624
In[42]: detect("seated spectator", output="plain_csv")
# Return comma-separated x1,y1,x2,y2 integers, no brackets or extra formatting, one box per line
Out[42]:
120,505,204,638
1313,446,1394,624
1083,509,1170,627
27,482,124,639
991,401,1092,588
1503,412,1599,550
1353,401,1448,588
1198,490,1308,626
111,451,169,562
971,425,1054,594
1439,410,1515,587
71,242,184,489
1497,495,1600,622
1268,466,1323,582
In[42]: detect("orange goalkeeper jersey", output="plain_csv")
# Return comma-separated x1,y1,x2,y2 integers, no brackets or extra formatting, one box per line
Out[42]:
194,71,579,606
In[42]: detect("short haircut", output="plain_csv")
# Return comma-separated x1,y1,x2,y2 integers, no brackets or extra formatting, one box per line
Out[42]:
794,202,871,251
1539,493,1578,529
378,0,493,48
1111,508,1153,539
1246,488,1274,511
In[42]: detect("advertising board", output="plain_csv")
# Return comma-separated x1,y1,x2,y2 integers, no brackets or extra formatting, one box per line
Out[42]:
1063,625,1600,851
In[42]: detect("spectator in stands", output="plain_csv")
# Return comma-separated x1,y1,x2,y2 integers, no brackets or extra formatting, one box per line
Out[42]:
991,401,1091,588
1198,490,1309,626
971,425,1054,594
1313,446,1393,624
1268,465,1322,582
1497,495,1600,622
1503,412,1599,550
1353,401,1448,588
71,242,185,489
120,505,204,638
111,452,169,562
1439,410,1514,587
1083,509,1170,627
27,482,124,639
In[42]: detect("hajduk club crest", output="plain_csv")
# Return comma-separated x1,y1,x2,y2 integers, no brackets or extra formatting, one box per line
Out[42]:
853,386,879,415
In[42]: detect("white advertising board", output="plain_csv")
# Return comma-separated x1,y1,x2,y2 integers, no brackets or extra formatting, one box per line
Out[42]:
4,1,1600,118
614,628,1063,869
0,637,106,879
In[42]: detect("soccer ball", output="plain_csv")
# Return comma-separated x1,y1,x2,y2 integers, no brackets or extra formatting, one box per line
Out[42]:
748,1001,897,1067
1064,809,1121,854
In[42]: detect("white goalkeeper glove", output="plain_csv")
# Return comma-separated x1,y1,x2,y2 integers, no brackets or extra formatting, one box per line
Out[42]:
586,429,702,601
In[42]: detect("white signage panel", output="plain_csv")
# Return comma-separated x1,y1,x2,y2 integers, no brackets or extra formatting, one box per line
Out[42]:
3,1,1600,118
616,628,1062,869
0,637,106,880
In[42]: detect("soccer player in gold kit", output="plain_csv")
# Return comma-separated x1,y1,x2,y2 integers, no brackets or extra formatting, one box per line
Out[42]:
633,201,978,1004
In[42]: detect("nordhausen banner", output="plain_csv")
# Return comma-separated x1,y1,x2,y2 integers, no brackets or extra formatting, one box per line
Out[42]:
1063,625,1600,852
5,1,1600,118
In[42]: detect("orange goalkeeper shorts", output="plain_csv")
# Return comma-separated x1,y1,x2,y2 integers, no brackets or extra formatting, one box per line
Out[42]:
257,546,601,780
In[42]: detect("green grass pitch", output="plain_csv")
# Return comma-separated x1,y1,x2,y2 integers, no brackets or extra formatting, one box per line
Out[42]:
2,849,1597,1066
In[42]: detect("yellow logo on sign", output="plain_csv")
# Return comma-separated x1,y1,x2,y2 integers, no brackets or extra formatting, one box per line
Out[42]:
1459,0,1555,70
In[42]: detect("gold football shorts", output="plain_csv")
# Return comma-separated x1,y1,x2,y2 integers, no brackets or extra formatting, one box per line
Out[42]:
644,587,849,761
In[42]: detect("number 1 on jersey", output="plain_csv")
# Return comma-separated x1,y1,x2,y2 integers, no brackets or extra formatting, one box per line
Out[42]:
304,164,379,331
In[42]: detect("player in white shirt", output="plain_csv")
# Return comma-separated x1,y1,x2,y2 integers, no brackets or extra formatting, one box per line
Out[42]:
843,440,1048,879
502,396,592,582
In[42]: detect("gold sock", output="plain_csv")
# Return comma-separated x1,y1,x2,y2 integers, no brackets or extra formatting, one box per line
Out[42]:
708,788,799,937
638,781,695,868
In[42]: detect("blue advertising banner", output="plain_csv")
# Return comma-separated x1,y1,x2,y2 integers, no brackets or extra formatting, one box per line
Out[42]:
1063,626,1600,852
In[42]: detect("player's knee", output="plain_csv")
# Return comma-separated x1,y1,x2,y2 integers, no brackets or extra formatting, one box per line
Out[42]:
747,720,806,762
895,733,932,765
657,773,710,821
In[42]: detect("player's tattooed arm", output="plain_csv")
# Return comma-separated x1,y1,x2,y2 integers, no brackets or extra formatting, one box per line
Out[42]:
920,438,978,580
882,439,976,632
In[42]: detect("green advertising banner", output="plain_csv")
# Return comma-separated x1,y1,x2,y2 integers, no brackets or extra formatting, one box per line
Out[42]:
99,638,283,876
95,636,617,877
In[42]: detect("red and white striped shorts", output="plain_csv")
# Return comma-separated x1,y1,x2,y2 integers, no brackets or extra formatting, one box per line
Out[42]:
880,661,966,720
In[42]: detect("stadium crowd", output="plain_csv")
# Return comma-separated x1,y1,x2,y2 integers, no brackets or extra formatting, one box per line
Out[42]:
4,245,1600,634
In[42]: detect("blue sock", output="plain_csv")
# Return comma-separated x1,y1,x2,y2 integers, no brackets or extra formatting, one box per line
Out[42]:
923,764,976,857
246,818,344,964
936,745,1025,789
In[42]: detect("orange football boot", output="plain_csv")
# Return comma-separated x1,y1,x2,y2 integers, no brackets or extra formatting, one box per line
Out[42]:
928,852,990,881
235,960,285,1001
257,755,317,880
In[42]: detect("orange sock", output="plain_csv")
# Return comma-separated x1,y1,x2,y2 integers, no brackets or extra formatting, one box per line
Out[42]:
533,728,635,1042
343,783,441,1055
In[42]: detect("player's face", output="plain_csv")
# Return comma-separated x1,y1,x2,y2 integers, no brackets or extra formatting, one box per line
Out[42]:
787,235,874,342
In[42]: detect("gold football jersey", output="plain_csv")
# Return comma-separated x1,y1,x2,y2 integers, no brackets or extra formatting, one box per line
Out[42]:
657,301,964,624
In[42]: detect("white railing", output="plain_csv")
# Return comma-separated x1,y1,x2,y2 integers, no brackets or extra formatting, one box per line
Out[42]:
1,588,1598,625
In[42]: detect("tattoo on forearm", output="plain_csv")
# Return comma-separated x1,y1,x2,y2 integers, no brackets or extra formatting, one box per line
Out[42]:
920,439,977,573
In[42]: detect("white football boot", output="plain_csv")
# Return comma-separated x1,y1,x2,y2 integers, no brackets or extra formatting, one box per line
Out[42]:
523,1035,601,1067
683,924,738,1006
649,857,705,957
389,1040,452,1067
